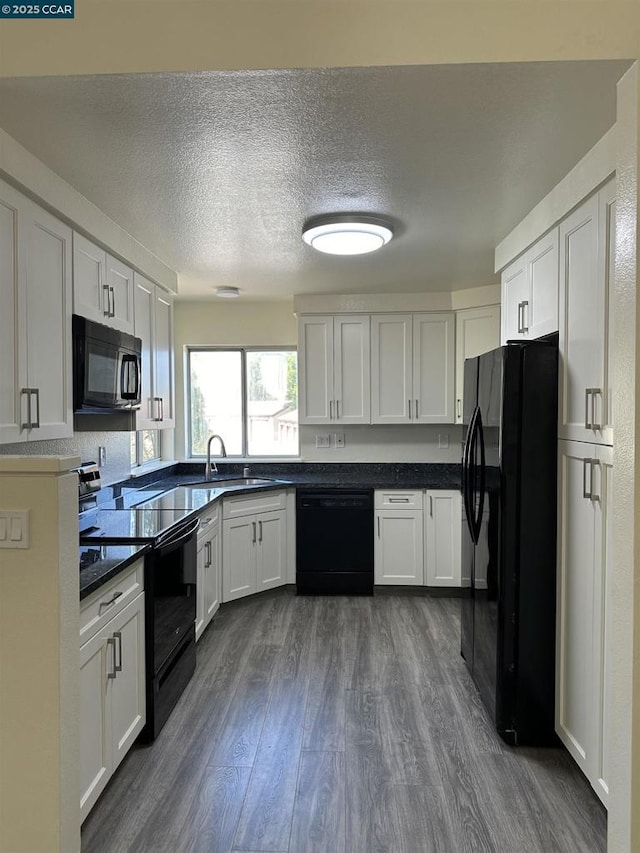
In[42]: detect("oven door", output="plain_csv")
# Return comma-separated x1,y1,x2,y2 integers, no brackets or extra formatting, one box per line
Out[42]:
148,518,199,674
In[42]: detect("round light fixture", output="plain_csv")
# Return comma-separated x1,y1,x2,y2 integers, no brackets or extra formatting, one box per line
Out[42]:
302,214,393,256
215,287,240,298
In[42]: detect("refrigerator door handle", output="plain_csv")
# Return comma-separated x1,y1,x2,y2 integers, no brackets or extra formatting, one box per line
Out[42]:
472,410,486,543
462,407,478,539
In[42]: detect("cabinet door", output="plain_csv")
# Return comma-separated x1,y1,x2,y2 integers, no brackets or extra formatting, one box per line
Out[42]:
558,194,604,444
527,228,559,339
205,520,222,624
413,313,455,423
0,183,22,444
80,629,111,821
105,254,135,335
134,273,156,429
222,516,257,601
298,316,334,424
73,232,107,324
454,305,500,424
195,535,207,641
371,314,412,423
154,289,175,428
256,510,286,591
109,594,146,771
24,201,73,441
333,315,370,424
425,490,462,586
374,510,424,585
556,440,599,780
600,180,616,446
501,255,528,344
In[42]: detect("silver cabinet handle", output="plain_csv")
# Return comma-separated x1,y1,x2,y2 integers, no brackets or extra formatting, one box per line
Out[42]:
329,399,333,420
456,399,462,419
159,397,164,421
205,540,212,568
113,631,123,673
30,389,40,428
589,459,601,502
109,286,116,318
20,388,32,430
107,637,117,679
389,497,410,503
429,495,433,517
582,458,592,499
377,516,380,538
336,400,340,419
259,520,263,542
517,302,523,334
415,399,419,419
521,300,529,333
408,399,412,419
252,521,256,544
585,389,592,429
102,284,111,317
589,388,602,431
98,590,123,613
153,396,163,422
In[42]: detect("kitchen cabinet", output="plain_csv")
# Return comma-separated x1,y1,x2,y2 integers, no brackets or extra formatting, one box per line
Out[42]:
134,272,175,429
374,490,424,585
556,440,613,806
196,505,221,641
0,180,73,445
371,312,455,424
454,305,501,423
298,314,370,424
73,232,135,335
501,228,559,344
222,490,288,602
425,489,462,586
558,179,615,446
80,563,146,821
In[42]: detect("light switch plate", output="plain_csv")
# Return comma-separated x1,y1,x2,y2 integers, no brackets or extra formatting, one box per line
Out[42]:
0,510,29,549
315,434,330,448
438,433,450,449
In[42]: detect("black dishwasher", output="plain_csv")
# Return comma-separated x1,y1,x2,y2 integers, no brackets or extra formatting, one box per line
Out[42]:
296,490,374,595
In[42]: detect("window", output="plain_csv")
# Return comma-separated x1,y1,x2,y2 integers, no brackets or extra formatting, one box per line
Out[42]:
188,348,298,457
131,430,162,467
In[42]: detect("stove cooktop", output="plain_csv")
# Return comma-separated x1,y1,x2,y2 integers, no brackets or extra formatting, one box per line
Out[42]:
79,507,196,543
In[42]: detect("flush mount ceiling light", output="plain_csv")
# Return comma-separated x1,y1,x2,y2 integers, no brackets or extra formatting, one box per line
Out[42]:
215,287,240,298
302,214,394,256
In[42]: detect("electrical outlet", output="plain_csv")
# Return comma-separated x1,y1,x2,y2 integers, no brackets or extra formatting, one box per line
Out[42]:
98,446,107,467
315,434,330,449
438,433,449,449
334,433,345,448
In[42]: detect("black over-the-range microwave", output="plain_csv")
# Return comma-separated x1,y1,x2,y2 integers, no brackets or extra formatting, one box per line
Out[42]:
73,315,142,413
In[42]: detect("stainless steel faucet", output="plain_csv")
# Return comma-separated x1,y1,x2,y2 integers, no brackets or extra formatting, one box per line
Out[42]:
205,434,227,480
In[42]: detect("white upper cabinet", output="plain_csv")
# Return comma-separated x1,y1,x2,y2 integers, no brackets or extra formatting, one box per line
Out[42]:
501,228,559,343
298,315,369,425
134,273,175,429
0,183,22,444
73,233,134,335
371,313,455,424
454,305,501,424
558,178,614,446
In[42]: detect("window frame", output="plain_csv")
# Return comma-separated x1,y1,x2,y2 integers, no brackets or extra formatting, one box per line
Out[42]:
187,345,299,460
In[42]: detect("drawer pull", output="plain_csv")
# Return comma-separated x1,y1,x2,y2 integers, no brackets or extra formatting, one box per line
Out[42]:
113,631,123,672
107,637,117,679
99,590,123,613
389,497,410,503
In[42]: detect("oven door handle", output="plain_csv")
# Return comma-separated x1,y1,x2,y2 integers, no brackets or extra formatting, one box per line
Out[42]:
155,518,200,553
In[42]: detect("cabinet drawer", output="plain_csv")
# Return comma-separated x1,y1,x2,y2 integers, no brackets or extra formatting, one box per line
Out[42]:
198,503,220,539
375,490,423,510
80,559,144,645
223,489,287,519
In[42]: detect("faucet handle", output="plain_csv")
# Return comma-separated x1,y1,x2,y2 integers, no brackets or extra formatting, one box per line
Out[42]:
243,466,250,477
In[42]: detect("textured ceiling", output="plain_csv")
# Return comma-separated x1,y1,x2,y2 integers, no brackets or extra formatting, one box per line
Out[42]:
0,61,629,299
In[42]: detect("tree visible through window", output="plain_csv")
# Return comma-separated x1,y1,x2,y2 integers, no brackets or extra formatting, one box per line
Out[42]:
189,348,298,457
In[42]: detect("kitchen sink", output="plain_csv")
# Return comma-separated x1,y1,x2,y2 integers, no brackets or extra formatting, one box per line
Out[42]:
183,477,276,488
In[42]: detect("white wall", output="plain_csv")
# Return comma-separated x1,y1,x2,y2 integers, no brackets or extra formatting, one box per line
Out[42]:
300,424,463,463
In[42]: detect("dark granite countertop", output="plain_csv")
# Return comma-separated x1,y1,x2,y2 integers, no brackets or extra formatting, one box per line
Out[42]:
79,543,150,600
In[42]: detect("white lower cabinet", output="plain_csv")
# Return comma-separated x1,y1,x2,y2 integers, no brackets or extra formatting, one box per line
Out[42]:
80,566,146,821
374,491,424,585
424,490,462,586
196,506,222,641
222,490,288,602
556,440,613,805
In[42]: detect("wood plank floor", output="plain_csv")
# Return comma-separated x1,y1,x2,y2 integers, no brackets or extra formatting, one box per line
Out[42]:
81,590,607,853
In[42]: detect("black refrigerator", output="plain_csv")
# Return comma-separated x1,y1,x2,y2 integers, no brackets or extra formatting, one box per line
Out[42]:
461,337,558,746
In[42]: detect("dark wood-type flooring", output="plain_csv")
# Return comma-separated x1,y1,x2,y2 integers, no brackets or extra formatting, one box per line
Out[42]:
82,589,607,853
